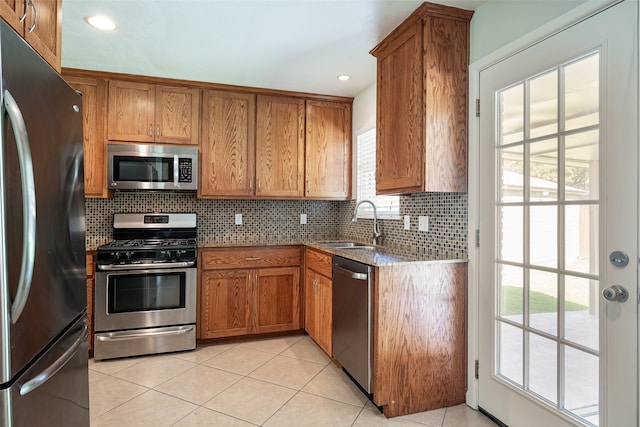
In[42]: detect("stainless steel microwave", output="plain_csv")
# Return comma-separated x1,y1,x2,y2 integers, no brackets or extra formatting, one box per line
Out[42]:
107,143,198,191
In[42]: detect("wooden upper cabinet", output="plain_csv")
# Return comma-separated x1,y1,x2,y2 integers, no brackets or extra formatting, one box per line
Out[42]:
107,81,155,142
155,85,200,145
107,80,200,145
200,90,255,197
24,0,60,71
255,95,305,198
0,0,23,32
370,3,473,194
305,100,351,199
0,0,61,71
65,75,110,198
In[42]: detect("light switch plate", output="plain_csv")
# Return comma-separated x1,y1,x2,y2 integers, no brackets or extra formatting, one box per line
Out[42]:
404,215,410,230
300,213,307,225
418,216,429,232
235,213,242,225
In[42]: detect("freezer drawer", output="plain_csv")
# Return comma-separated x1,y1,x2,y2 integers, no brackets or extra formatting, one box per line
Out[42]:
1,315,89,427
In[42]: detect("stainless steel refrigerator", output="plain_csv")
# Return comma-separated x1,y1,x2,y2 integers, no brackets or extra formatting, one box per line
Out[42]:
0,20,89,427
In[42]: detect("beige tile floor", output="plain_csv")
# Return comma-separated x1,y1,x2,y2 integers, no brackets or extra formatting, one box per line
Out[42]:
89,335,497,427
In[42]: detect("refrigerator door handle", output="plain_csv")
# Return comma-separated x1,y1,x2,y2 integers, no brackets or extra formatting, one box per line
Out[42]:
3,90,36,324
19,324,87,396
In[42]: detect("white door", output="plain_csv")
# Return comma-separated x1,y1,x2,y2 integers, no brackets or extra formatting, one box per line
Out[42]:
478,1,638,426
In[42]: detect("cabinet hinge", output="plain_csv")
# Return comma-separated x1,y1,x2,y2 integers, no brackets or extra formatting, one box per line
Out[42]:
475,229,480,248
475,98,480,117
475,360,479,379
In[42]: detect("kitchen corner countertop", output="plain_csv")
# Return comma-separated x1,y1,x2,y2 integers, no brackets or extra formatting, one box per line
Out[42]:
304,242,468,267
196,239,467,267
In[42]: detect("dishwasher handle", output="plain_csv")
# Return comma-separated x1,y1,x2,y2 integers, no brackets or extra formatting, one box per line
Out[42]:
333,264,369,281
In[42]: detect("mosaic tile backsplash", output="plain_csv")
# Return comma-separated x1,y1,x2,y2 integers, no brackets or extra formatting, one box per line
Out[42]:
85,192,467,259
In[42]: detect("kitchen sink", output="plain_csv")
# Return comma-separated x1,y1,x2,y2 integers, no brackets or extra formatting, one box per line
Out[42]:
320,242,376,250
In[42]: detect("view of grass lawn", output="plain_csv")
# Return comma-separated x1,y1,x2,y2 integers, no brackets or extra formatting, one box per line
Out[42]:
501,285,588,315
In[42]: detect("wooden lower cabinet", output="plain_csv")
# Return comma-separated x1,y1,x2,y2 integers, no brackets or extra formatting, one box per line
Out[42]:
200,269,252,338
304,247,332,356
86,252,95,356
373,262,467,417
199,246,302,339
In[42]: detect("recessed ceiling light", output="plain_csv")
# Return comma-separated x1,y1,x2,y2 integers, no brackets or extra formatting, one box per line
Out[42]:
337,74,351,81
85,15,117,31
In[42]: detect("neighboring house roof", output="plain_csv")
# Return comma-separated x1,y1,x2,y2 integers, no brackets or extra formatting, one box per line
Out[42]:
502,170,587,196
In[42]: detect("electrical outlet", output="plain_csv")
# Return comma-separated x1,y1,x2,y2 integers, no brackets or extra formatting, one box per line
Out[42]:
300,213,307,225
235,213,242,225
404,215,410,230
418,216,429,232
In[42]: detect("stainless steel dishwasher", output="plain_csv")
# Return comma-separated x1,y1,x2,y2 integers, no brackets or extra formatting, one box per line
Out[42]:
332,256,374,394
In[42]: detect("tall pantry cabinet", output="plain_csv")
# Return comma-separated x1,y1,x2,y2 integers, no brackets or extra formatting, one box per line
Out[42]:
370,2,473,194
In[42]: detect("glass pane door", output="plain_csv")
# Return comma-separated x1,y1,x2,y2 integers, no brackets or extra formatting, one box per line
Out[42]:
494,52,600,426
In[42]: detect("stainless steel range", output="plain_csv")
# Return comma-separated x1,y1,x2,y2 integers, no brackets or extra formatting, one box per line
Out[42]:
94,213,197,360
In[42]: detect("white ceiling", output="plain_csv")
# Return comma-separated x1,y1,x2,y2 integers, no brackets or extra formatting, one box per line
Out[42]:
61,0,486,98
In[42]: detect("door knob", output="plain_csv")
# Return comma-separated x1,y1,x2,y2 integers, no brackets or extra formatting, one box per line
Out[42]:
602,285,629,302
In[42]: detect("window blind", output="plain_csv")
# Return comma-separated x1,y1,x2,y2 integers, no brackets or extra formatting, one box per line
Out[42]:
356,129,400,218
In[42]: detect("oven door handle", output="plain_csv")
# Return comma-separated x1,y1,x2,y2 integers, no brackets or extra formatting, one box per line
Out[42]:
97,261,195,271
95,325,195,341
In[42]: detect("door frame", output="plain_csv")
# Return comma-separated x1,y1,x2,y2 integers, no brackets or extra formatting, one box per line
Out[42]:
466,0,633,410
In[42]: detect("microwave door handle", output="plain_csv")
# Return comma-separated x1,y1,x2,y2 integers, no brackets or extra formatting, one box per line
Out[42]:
3,90,36,324
174,155,179,187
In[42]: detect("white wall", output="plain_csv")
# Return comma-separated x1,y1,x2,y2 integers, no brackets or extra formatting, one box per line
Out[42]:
469,0,587,63
352,82,376,136
351,82,376,197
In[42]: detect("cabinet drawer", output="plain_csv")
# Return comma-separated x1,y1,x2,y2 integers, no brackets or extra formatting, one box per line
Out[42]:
201,246,301,270
305,247,332,278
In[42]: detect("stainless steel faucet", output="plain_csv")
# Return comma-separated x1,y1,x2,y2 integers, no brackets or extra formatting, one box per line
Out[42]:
352,200,382,245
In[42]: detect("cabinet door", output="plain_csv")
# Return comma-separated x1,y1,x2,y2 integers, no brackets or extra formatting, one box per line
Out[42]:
254,267,301,333
375,22,424,194
107,80,155,142
155,85,200,145
0,0,23,32
304,269,319,341
65,76,109,198
24,0,61,72
200,90,255,197
305,100,351,199
200,269,252,339
255,95,305,198
316,272,332,356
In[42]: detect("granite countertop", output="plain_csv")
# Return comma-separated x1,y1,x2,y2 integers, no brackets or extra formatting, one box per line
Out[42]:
304,241,467,267
197,238,467,267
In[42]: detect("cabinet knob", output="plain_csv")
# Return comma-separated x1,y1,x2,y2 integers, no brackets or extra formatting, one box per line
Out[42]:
149,124,153,137
157,124,160,138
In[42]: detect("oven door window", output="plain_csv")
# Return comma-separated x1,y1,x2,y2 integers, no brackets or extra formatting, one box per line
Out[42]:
107,272,185,313
113,155,173,183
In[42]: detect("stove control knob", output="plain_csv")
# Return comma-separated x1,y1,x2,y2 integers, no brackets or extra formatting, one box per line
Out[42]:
165,250,172,258
113,252,121,260
125,251,133,259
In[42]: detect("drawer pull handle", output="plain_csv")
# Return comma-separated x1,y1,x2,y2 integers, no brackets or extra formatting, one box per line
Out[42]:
245,257,261,261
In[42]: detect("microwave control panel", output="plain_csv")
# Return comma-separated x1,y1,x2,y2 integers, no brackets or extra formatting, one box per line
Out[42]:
178,158,193,183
